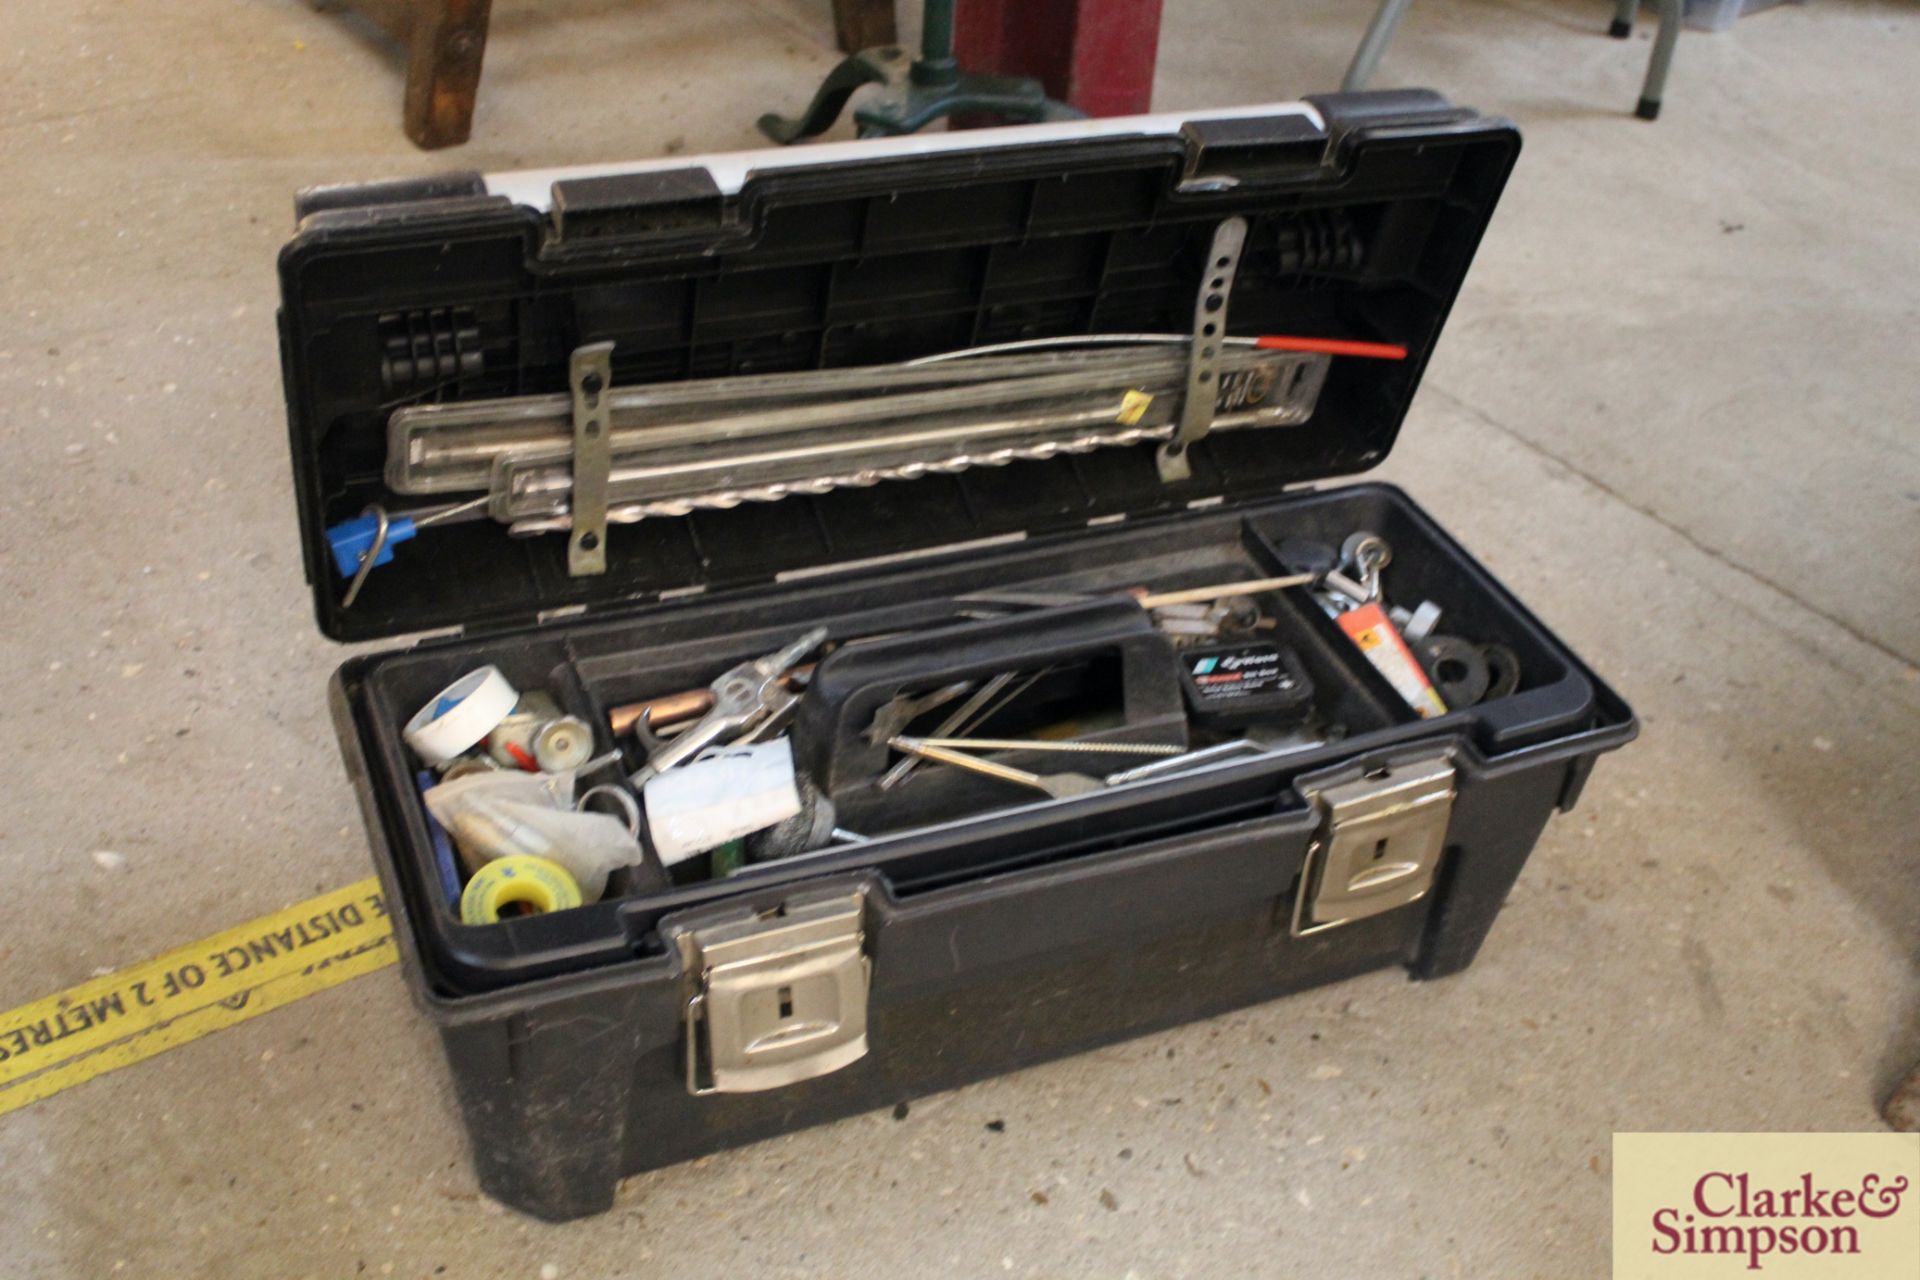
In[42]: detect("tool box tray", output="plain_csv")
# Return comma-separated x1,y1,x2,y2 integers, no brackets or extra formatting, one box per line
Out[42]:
286,90,1636,1220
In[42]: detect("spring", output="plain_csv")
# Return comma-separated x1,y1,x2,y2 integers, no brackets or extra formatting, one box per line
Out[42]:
380,307,486,391
1274,212,1365,275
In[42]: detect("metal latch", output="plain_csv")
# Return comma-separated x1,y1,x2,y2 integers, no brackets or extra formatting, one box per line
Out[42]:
1292,756,1455,936
677,888,870,1096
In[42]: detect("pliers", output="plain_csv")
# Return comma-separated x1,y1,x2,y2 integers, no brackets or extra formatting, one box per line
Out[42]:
630,627,829,782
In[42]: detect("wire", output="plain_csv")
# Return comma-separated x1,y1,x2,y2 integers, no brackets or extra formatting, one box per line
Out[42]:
907,332,1406,365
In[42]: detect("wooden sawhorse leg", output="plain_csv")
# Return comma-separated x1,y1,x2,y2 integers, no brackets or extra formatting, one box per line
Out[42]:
399,0,493,149
322,0,494,149
833,0,897,52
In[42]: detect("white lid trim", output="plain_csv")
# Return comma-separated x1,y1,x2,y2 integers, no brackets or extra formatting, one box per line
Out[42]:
483,101,1328,212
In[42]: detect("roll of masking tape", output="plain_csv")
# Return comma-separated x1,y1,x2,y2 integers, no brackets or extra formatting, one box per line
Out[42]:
405,666,519,766
460,854,583,924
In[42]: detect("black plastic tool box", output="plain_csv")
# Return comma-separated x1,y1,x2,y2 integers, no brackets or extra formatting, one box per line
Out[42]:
281,89,1635,1221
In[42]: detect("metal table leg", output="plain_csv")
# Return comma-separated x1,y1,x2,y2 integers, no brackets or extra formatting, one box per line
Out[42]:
1636,0,1683,119
1341,0,1415,92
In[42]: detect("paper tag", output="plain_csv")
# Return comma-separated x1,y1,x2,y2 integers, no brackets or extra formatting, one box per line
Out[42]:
1336,602,1448,719
641,738,803,865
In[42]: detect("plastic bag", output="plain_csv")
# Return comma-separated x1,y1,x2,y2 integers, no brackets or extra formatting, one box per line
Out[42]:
423,769,639,901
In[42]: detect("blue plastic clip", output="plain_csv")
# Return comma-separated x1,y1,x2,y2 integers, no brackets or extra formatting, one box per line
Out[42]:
327,511,418,579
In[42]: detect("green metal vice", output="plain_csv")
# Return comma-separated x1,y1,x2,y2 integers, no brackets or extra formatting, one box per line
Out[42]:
758,0,1082,143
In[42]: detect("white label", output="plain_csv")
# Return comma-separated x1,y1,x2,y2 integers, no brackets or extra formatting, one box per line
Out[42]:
641,738,803,865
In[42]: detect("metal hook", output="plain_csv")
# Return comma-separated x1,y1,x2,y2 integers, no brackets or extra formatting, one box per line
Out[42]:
630,706,672,760
1340,532,1392,603
340,504,390,611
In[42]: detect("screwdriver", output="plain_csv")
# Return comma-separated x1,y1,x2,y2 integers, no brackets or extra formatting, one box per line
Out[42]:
888,737,1104,799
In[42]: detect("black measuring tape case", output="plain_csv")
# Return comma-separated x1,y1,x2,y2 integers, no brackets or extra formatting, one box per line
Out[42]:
1176,641,1314,730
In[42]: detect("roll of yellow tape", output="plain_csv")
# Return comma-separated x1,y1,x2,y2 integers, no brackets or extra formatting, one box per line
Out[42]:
460,855,583,924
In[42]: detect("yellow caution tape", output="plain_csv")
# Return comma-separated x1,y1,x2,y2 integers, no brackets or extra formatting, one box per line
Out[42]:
0,877,396,1118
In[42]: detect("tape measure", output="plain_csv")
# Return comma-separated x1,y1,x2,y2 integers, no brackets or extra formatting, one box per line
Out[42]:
1177,641,1314,730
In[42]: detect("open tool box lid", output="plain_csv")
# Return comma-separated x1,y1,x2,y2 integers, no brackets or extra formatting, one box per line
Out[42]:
278,90,1520,644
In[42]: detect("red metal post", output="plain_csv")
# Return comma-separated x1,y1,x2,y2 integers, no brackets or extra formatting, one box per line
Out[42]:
953,0,1164,120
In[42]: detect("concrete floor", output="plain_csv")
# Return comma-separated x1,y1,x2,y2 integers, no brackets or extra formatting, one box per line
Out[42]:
2,0,1917,1274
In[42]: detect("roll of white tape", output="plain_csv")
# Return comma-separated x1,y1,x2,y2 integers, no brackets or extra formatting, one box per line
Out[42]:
405,666,520,766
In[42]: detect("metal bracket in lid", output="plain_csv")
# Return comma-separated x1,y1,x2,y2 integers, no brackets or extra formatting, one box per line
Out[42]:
1157,215,1249,483
568,341,614,576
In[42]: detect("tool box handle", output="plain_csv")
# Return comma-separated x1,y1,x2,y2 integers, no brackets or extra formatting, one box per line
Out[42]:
795,597,1185,794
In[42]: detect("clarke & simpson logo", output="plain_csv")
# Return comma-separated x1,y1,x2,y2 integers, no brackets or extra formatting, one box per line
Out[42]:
1614,1133,1920,1278
1651,1170,1909,1269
